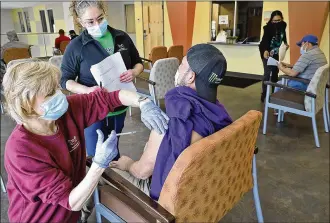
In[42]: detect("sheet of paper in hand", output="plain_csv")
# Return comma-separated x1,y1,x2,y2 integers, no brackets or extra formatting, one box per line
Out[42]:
267,57,279,66
90,52,137,92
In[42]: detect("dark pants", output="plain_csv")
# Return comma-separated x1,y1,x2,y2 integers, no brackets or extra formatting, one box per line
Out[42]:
261,55,279,100
84,111,126,159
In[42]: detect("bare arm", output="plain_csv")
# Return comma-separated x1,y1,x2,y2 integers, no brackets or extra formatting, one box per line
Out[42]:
110,131,203,179
278,63,299,77
66,80,95,94
68,163,104,211
132,63,144,77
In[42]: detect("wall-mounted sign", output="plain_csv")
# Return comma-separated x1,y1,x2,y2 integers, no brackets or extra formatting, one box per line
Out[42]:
219,15,229,25
263,11,272,23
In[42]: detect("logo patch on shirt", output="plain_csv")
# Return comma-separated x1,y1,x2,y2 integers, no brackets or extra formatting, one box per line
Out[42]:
68,136,80,153
117,44,127,52
105,47,114,55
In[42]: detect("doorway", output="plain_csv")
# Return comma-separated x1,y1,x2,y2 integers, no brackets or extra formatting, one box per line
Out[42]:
142,1,164,58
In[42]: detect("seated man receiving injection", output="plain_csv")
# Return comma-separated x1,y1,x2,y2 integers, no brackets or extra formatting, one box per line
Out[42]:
110,44,232,200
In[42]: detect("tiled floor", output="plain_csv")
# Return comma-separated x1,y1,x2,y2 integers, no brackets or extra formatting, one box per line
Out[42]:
1,80,329,222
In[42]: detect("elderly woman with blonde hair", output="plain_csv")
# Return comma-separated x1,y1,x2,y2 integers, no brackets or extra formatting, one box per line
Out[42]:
2,61,168,223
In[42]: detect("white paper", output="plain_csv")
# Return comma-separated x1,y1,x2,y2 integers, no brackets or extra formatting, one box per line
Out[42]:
219,15,229,25
267,57,279,66
90,52,137,92
279,42,288,62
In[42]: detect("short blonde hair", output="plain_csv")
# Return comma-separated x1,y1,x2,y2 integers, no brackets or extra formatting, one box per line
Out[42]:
2,61,61,123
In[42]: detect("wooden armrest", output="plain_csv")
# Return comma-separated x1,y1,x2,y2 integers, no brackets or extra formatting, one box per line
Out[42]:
264,81,317,98
140,57,152,63
136,76,156,86
86,157,175,223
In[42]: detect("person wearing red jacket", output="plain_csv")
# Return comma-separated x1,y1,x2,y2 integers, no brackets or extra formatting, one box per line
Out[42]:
55,29,71,49
2,61,168,223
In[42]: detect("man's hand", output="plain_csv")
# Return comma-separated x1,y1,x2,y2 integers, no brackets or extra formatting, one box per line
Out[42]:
120,70,135,83
285,44,290,50
264,51,269,59
110,156,134,171
278,62,285,70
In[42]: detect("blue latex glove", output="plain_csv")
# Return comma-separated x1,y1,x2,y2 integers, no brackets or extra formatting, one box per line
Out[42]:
92,130,118,168
140,100,169,135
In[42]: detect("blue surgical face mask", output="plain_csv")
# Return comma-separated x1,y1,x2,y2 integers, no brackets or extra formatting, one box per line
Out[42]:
39,90,68,120
86,19,108,38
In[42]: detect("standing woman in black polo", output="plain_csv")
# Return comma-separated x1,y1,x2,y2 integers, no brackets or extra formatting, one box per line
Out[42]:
61,0,143,157
259,10,289,102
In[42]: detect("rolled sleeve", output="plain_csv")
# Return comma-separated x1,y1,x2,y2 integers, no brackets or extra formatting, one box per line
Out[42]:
67,89,123,128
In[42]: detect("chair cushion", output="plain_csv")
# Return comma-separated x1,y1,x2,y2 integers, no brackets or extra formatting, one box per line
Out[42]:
270,89,305,111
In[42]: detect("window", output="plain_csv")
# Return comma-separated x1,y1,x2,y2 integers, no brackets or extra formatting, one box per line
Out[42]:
125,4,136,33
17,12,26,32
47,9,55,33
24,11,31,32
211,1,263,42
39,10,48,32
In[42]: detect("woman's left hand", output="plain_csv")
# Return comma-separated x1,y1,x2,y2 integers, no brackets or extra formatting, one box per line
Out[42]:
140,100,169,135
120,70,135,83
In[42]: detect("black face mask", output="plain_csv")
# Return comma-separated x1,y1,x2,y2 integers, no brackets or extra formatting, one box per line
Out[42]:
271,21,285,31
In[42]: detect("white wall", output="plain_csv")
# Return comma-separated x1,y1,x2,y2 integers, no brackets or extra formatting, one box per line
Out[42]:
107,1,136,45
1,9,15,45
1,9,15,34
62,2,75,32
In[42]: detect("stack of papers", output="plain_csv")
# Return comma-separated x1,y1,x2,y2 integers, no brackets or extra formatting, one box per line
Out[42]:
267,57,279,66
90,52,137,92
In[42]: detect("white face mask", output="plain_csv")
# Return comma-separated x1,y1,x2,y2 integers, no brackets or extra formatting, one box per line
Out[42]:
174,70,181,87
300,43,307,55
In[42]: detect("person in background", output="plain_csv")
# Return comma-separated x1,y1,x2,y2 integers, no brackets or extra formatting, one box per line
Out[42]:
110,44,233,200
55,29,71,49
259,10,289,103
61,0,144,159
2,61,168,223
277,34,327,91
0,30,29,60
69,30,78,40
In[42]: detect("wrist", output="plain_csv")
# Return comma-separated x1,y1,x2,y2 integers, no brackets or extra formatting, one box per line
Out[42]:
90,162,106,173
138,97,151,108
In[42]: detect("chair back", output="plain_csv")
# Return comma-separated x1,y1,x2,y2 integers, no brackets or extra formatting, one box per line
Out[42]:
149,46,168,64
168,45,184,64
59,41,70,54
158,110,262,222
149,58,179,100
304,64,329,113
3,48,30,64
49,55,63,69
6,58,37,69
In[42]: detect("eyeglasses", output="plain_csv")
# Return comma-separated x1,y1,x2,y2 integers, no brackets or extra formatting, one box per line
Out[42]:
272,19,282,23
81,14,105,27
